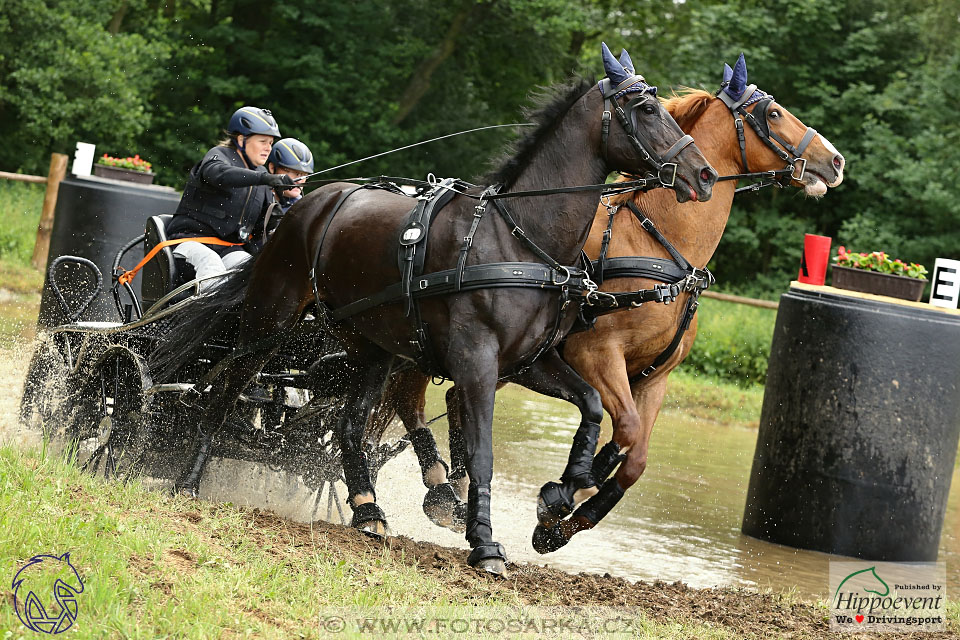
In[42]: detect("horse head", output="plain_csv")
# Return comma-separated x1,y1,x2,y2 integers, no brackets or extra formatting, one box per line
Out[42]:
600,42,717,203
719,53,845,197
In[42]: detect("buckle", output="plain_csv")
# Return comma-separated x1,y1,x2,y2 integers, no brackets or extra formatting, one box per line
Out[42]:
552,266,571,286
511,226,526,239
640,365,656,377
419,279,429,290
790,157,807,181
178,385,202,408
658,162,678,188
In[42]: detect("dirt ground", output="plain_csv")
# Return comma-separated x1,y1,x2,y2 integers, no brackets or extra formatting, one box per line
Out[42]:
230,509,953,640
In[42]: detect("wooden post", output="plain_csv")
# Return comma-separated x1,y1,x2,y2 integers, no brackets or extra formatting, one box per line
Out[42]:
31,152,69,271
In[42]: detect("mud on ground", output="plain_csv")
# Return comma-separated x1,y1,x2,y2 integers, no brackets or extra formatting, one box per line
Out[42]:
229,509,952,640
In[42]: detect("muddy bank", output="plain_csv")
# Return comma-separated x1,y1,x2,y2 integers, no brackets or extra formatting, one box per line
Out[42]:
230,508,953,640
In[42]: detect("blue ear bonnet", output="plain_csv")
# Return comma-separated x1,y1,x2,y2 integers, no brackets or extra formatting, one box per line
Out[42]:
600,42,657,98
721,53,770,106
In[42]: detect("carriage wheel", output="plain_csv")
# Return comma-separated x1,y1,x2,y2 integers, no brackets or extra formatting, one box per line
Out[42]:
19,336,70,435
69,350,151,481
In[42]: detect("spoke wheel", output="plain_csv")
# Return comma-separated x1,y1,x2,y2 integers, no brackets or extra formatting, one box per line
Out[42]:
71,350,151,481
19,336,70,435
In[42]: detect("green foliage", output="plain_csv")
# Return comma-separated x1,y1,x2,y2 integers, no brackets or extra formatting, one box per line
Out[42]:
0,0,957,298
0,181,44,266
679,297,776,386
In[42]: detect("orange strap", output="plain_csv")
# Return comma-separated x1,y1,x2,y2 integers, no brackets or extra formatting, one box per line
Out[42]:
117,236,243,285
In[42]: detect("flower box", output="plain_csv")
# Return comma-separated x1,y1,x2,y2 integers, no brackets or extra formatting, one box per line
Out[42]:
832,265,927,301
93,163,155,185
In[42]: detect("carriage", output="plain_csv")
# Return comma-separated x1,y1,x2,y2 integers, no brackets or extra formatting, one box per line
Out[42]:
18,207,413,524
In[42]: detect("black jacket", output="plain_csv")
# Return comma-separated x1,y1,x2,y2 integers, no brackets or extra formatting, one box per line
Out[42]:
170,145,274,245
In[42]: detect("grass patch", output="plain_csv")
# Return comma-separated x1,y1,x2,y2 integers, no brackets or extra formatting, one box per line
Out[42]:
0,180,44,269
0,444,745,639
683,296,777,386
662,368,765,428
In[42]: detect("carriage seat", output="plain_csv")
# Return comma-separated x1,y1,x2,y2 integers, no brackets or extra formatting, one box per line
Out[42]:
141,215,194,311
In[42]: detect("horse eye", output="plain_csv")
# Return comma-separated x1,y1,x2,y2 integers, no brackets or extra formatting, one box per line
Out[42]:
769,109,781,119
643,104,656,115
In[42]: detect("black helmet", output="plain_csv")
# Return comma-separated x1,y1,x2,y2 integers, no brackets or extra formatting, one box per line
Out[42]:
227,106,281,139
268,138,314,173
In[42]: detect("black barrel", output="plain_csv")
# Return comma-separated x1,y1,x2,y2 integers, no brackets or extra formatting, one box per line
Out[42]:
742,284,960,561
37,174,180,327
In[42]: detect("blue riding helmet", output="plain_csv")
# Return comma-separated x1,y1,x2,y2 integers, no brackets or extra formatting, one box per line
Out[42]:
268,138,314,173
227,106,282,139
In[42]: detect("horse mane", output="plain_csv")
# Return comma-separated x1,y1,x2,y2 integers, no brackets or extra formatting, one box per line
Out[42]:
660,88,714,131
482,76,595,187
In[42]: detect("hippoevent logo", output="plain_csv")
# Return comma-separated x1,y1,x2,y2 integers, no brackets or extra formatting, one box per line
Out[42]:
829,561,945,632
11,553,85,634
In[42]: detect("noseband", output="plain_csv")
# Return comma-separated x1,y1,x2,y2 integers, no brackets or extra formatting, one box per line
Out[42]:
717,84,817,187
598,76,695,188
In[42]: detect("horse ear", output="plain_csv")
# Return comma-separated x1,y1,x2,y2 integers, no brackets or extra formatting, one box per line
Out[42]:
60,552,71,562
618,48,635,75
601,42,631,85
727,53,748,99
722,62,734,86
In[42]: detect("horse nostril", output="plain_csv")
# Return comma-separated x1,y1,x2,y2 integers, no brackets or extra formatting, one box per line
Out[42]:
833,155,844,170
700,167,715,184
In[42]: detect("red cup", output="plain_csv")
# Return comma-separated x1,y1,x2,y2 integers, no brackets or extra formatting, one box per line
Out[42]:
798,234,832,285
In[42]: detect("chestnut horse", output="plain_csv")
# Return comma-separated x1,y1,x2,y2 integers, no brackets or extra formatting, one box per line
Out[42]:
161,44,716,574
375,53,845,552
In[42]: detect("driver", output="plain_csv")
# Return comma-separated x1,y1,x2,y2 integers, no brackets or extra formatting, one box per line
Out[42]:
167,106,295,287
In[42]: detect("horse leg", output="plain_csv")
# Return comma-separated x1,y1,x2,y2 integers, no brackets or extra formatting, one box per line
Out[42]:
388,369,465,532
504,349,606,531
445,384,470,501
534,365,665,554
175,349,278,496
338,357,393,537
449,344,507,575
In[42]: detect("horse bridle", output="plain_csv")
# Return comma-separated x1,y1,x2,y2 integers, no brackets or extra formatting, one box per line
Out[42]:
598,76,695,189
716,83,818,188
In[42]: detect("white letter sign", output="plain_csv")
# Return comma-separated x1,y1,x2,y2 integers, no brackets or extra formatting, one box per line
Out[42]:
929,258,960,310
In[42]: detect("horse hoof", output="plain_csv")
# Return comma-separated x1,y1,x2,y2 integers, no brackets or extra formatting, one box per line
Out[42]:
467,541,507,576
475,557,508,577
536,481,573,528
422,483,465,533
358,521,389,540
532,523,569,554
351,502,389,538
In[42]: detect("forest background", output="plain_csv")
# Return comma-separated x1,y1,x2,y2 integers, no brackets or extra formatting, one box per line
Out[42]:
1,0,957,297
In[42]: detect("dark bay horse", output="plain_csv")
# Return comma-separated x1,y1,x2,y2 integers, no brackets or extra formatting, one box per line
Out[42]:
377,53,845,552
166,44,716,574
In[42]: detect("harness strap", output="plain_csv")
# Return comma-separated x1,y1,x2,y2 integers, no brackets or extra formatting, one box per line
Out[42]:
117,236,243,285
329,262,590,323
309,184,382,309
630,293,700,382
624,200,692,272
456,186,498,292
490,198,566,273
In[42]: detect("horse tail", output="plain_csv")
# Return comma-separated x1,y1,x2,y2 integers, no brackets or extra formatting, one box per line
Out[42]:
148,259,256,381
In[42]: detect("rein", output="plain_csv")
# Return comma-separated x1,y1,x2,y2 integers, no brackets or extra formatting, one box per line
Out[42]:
306,78,701,377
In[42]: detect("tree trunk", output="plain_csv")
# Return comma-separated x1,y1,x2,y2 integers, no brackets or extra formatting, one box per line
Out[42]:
108,0,129,34
391,2,474,125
